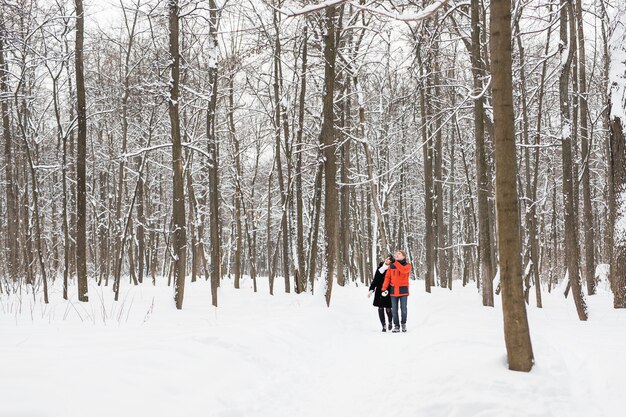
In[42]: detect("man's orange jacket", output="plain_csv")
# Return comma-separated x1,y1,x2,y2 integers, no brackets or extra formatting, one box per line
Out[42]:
382,260,411,296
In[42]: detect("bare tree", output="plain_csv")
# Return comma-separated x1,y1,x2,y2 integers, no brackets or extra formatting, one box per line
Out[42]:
321,5,339,306
168,0,186,310
559,0,587,320
608,0,626,308
74,0,88,302
490,0,534,372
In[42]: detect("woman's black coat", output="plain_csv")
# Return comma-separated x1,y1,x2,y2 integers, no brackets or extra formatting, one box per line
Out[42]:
369,262,392,308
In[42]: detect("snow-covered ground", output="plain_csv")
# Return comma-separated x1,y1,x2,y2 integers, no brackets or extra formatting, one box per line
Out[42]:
1,277,624,417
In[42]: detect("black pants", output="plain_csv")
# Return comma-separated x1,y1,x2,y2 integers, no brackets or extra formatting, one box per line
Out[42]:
378,307,392,326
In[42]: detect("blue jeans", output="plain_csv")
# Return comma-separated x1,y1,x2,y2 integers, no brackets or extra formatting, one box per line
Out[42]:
391,296,408,327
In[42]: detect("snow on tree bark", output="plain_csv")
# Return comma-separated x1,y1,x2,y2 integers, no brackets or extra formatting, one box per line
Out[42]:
608,0,626,308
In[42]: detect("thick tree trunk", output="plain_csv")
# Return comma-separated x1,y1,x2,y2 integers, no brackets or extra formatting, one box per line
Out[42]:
559,0,588,320
207,0,220,307
471,0,494,306
168,0,187,310
609,115,626,308
74,0,89,302
575,0,596,295
321,6,339,306
490,0,534,372
608,1,626,308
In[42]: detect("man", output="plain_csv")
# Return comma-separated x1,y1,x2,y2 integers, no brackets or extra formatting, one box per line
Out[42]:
380,250,411,333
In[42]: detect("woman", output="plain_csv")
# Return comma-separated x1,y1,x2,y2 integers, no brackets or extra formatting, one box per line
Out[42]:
368,255,394,332
381,249,411,333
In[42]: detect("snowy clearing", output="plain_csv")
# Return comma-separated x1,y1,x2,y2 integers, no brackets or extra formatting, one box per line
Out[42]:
1,279,625,417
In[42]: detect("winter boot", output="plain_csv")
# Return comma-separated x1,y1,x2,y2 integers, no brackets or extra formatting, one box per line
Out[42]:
388,323,393,331
401,324,407,333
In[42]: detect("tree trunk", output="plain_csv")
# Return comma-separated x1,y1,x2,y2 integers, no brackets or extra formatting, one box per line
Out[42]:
271,12,291,293
417,41,434,293
74,0,89,302
321,6,339,306
559,0,588,320
207,0,220,307
307,161,324,293
136,157,146,284
608,0,626,308
575,0,596,295
228,74,243,290
0,32,19,284
433,45,447,289
295,25,308,293
472,0,494,306
490,0,534,372
168,0,187,310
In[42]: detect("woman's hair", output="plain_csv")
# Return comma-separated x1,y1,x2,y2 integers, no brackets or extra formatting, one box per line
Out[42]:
395,249,407,258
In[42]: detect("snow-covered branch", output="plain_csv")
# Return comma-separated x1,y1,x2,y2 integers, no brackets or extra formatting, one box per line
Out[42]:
351,0,451,22
275,0,450,22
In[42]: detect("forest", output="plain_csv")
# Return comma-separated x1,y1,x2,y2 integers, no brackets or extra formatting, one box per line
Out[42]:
1,0,625,375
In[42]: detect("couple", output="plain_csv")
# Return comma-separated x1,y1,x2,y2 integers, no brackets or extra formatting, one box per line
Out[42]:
368,249,411,333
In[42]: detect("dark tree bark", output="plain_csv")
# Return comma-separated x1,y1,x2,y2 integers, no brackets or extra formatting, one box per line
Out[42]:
207,0,220,307
432,37,448,289
575,0,596,295
338,84,351,287
228,75,243,290
321,6,339,306
609,112,626,308
295,25,308,293
307,161,323,294
74,0,88,302
471,0,494,306
559,0,588,320
490,0,534,372
608,1,626,308
168,0,187,310
136,157,146,284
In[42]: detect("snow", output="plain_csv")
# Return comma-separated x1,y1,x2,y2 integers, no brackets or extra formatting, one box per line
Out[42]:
561,120,571,140
595,264,611,291
614,190,626,245
207,39,218,69
279,0,450,21
279,0,349,17
1,278,626,417
559,41,570,73
352,0,451,22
